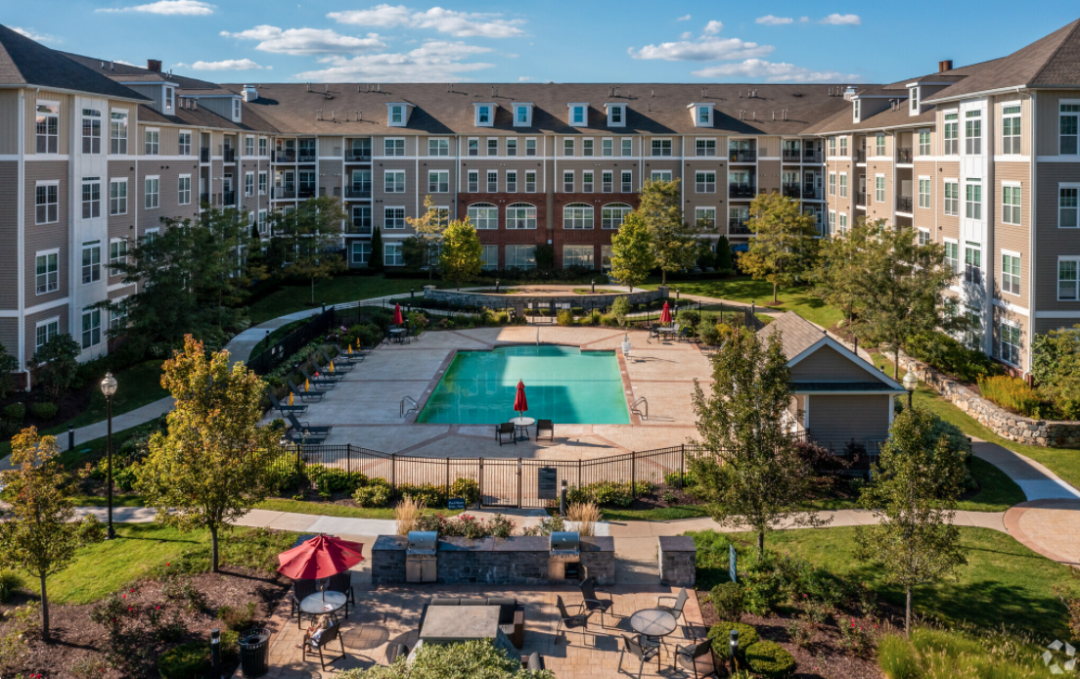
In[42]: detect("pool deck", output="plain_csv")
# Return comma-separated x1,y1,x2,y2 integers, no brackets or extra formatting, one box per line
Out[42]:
291,326,709,460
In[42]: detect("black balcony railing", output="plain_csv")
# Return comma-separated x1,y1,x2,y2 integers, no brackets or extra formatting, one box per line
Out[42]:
348,221,373,235
275,187,296,199
223,148,236,163
782,149,801,162
298,150,317,163
854,149,867,163
729,184,756,199
802,186,820,200
275,150,296,162
782,184,801,198
729,149,756,162
199,192,210,205
298,187,316,199
200,147,210,163
222,190,236,205
345,186,372,199
345,149,372,162
896,196,914,213
856,191,867,206
729,219,753,235
896,147,913,164
804,150,823,163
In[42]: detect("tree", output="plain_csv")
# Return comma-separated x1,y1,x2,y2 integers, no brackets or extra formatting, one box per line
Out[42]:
369,226,384,271
1032,324,1080,418
406,196,449,281
0,427,104,640
609,212,655,292
637,179,698,284
273,196,348,305
689,327,827,554
739,192,819,304
810,217,876,332
714,235,733,272
135,336,282,572
439,218,483,290
854,406,968,635
28,334,81,399
0,341,20,398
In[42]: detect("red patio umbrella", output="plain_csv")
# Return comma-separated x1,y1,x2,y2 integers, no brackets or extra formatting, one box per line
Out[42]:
277,534,365,581
660,301,672,325
513,380,528,418
393,303,404,325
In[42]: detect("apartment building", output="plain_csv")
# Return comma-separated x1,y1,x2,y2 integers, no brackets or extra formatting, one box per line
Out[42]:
0,19,1078,381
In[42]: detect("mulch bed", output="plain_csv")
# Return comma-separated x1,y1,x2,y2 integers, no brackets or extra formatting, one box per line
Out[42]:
625,487,701,511
0,567,290,678
0,383,94,440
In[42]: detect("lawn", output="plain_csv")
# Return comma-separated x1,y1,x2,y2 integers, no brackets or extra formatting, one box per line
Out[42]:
248,318,309,358
255,497,463,519
600,505,712,522
246,275,443,325
60,360,168,431
690,526,1073,640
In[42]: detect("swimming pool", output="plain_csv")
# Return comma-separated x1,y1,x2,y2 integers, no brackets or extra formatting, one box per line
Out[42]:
416,345,630,425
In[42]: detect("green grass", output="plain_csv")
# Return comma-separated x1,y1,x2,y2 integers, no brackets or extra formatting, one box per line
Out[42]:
61,360,168,431
255,497,464,519
247,275,444,325
248,318,308,359
642,276,844,329
690,526,1073,639
72,494,146,507
600,505,712,522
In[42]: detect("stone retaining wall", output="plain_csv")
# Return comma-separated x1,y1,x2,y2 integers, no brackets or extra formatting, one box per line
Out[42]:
424,286,668,312
897,354,1080,447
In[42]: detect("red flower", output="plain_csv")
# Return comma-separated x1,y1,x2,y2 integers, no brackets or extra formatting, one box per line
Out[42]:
121,594,126,598
166,562,170,566
129,607,133,612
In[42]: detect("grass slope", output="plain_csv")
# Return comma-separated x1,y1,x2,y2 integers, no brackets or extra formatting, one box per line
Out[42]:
642,276,844,329
247,276,442,325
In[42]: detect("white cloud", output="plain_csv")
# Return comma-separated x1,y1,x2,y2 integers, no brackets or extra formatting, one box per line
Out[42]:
221,25,386,55
295,41,494,82
629,36,773,62
96,0,214,15
680,31,693,40
799,16,810,23
175,58,264,71
11,26,58,43
518,76,533,82
703,20,723,35
328,5,525,38
756,15,793,26
820,13,861,25
676,14,691,21
692,58,860,83
114,59,135,66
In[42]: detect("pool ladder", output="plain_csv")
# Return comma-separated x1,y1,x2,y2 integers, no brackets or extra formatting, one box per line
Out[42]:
400,396,419,418
630,397,648,420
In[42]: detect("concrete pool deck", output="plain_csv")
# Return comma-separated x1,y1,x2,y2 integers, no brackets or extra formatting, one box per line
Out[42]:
290,326,710,459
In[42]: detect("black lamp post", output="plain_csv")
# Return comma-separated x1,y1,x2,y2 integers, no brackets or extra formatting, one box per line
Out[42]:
100,371,118,540
903,371,918,410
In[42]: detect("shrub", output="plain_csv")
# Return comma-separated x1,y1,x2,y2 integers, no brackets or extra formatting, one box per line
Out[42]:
396,483,447,507
353,484,390,507
664,470,696,488
557,309,574,326
611,296,630,326
906,331,1004,383
876,633,921,679
158,641,210,679
710,582,746,621
69,654,110,679
698,323,721,346
742,555,787,616
395,495,425,536
744,640,796,677
566,480,652,507
978,375,1045,418
707,622,758,659
838,619,873,657
566,502,600,537
449,477,481,505
307,464,368,495
216,602,258,631
677,309,701,328
3,403,25,422
30,401,58,420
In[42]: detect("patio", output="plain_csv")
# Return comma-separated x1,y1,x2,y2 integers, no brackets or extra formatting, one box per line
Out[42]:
256,580,715,678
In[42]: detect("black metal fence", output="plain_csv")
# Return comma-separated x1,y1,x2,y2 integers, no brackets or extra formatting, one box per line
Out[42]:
272,443,705,508
247,307,338,376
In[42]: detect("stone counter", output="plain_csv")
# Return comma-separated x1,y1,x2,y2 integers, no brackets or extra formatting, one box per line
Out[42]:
658,536,696,587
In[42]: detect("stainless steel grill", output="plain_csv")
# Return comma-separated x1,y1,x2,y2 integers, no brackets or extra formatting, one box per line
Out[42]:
406,531,438,583
548,531,581,580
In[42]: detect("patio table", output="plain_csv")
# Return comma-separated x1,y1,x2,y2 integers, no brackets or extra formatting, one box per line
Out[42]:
630,607,677,660
509,416,535,441
300,591,347,623
420,605,500,643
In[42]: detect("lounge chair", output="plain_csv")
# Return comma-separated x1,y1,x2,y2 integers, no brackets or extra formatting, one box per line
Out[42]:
496,422,517,446
287,413,333,435
286,428,328,445
269,390,308,415
620,634,660,676
302,620,346,670
335,345,367,363
300,367,341,387
319,350,355,372
288,379,326,402
555,595,589,645
536,419,554,442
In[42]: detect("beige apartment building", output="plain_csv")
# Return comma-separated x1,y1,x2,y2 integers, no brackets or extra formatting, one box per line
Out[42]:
0,19,1078,384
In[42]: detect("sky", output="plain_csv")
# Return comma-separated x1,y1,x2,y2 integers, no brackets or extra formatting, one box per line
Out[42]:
7,1,1079,85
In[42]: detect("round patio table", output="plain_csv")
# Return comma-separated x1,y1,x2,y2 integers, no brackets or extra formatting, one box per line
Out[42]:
300,591,347,622
630,608,677,649
509,416,535,441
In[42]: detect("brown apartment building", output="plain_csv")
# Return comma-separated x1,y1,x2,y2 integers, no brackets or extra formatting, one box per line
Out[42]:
0,19,1078,384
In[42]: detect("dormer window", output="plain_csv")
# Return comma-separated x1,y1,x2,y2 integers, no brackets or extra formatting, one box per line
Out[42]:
387,103,413,127
231,97,241,122
164,87,174,112
512,103,533,127
474,103,495,127
689,103,714,128
853,98,861,123
606,104,625,127
910,87,919,115
568,103,588,126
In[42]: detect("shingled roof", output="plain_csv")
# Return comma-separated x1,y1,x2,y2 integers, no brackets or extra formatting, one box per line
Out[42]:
759,311,829,362
60,51,231,93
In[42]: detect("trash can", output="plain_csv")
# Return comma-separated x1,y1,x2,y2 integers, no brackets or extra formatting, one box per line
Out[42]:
238,628,270,678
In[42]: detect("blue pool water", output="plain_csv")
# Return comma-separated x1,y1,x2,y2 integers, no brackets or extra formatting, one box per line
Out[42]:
416,345,630,425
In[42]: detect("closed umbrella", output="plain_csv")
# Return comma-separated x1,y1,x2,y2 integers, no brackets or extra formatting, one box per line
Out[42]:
660,301,672,326
513,380,528,419
393,303,405,326
277,534,365,582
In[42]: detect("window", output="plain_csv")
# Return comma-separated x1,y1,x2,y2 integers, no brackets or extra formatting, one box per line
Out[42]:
1060,258,1079,300
244,135,254,157
1061,103,1079,154
563,138,575,157
35,251,59,294
476,104,492,126
696,139,716,157
582,171,594,193
514,104,531,126
918,131,931,156
1002,184,1022,225
384,243,404,267
602,171,613,193
965,181,981,219
525,171,536,193
488,170,499,193
910,87,919,113
944,181,959,216
35,103,58,154
621,171,633,193
81,308,101,349
36,183,58,224
828,211,836,235
563,203,593,229
258,171,267,195
1002,105,1022,154
829,173,836,196
468,138,479,156
563,245,594,268
999,321,1022,366
839,136,848,156
258,209,267,234
697,105,712,126
244,172,254,197
35,319,58,351
176,130,191,156
944,241,960,274
602,139,613,156
964,242,982,284
917,228,930,246
696,171,716,193
384,170,405,193
259,138,268,156
384,138,405,156
481,244,498,270
1002,253,1021,296
651,139,672,157
853,99,861,121
602,203,632,229
695,207,716,230
875,176,885,203
506,171,517,193
944,112,959,154
110,111,128,154
526,138,537,156
389,105,404,125
468,203,498,229
507,138,517,156
351,241,371,266
421,138,447,157
601,245,613,270
428,170,449,193
622,138,632,157
82,109,102,154
384,207,406,229
838,213,848,236
81,242,101,284
875,134,886,157
918,178,931,209
1061,186,1079,227
608,105,624,127
839,173,848,198
570,105,586,126
145,177,159,209
828,137,836,156
506,203,536,229
563,171,574,193
144,129,159,155
232,98,241,121
352,205,371,231
467,170,479,192
582,139,594,157
109,239,128,276
487,138,498,156
110,179,127,215
965,110,982,154
506,245,536,269
82,179,101,219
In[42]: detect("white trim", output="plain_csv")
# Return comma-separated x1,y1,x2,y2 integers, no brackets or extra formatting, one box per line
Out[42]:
1035,156,1080,163
1034,311,1080,319
1058,182,1080,228
993,298,1029,317
993,155,1031,163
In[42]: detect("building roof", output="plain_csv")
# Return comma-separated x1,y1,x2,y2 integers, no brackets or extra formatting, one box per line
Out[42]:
60,51,232,93
137,101,279,133
759,311,829,361
801,100,936,135
0,24,148,100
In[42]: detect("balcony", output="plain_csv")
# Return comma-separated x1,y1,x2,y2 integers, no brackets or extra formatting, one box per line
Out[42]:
298,187,316,199
729,184,756,199
274,187,296,199
345,149,372,162
896,147,913,164
200,147,210,163
344,186,372,199
856,191,867,206
782,149,802,162
782,184,801,199
223,148,236,163
274,149,296,162
729,219,753,235
199,192,210,205
896,196,914,213
348,220,373,236
729,149,756,163
222,190,236,206
854,149,866,163
803,150,823,163
298,150,317,163
802,186,820,200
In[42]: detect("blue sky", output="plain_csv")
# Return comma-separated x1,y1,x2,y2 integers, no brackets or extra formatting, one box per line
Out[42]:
8,1,1079,85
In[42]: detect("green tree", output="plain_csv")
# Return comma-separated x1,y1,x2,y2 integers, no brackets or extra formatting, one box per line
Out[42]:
534,243,555,273
369,226,384,271
714,235,733,271
1032,324,1080,417
0,341,20,398
689,327,826,554
739,192,819,303
810,216,877,331
135,336,281,572
854,406,968,635
28,334,81,399
0,427,104,640
439,218,483,290
273,196,348,305
637,179,698,284
609,212,655,292
406,196,449,281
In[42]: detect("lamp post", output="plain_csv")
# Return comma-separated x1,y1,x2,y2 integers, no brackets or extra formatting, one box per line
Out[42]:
903,371,918,410
100,372,118,540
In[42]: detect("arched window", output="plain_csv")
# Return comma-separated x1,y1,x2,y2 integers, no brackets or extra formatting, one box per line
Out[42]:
506,203,536,229
467,203,498,230
563,203,593,230
601,203,632,230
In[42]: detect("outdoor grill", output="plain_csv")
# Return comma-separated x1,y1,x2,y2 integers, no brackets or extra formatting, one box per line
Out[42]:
406,531,438,583
547,531,581,580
